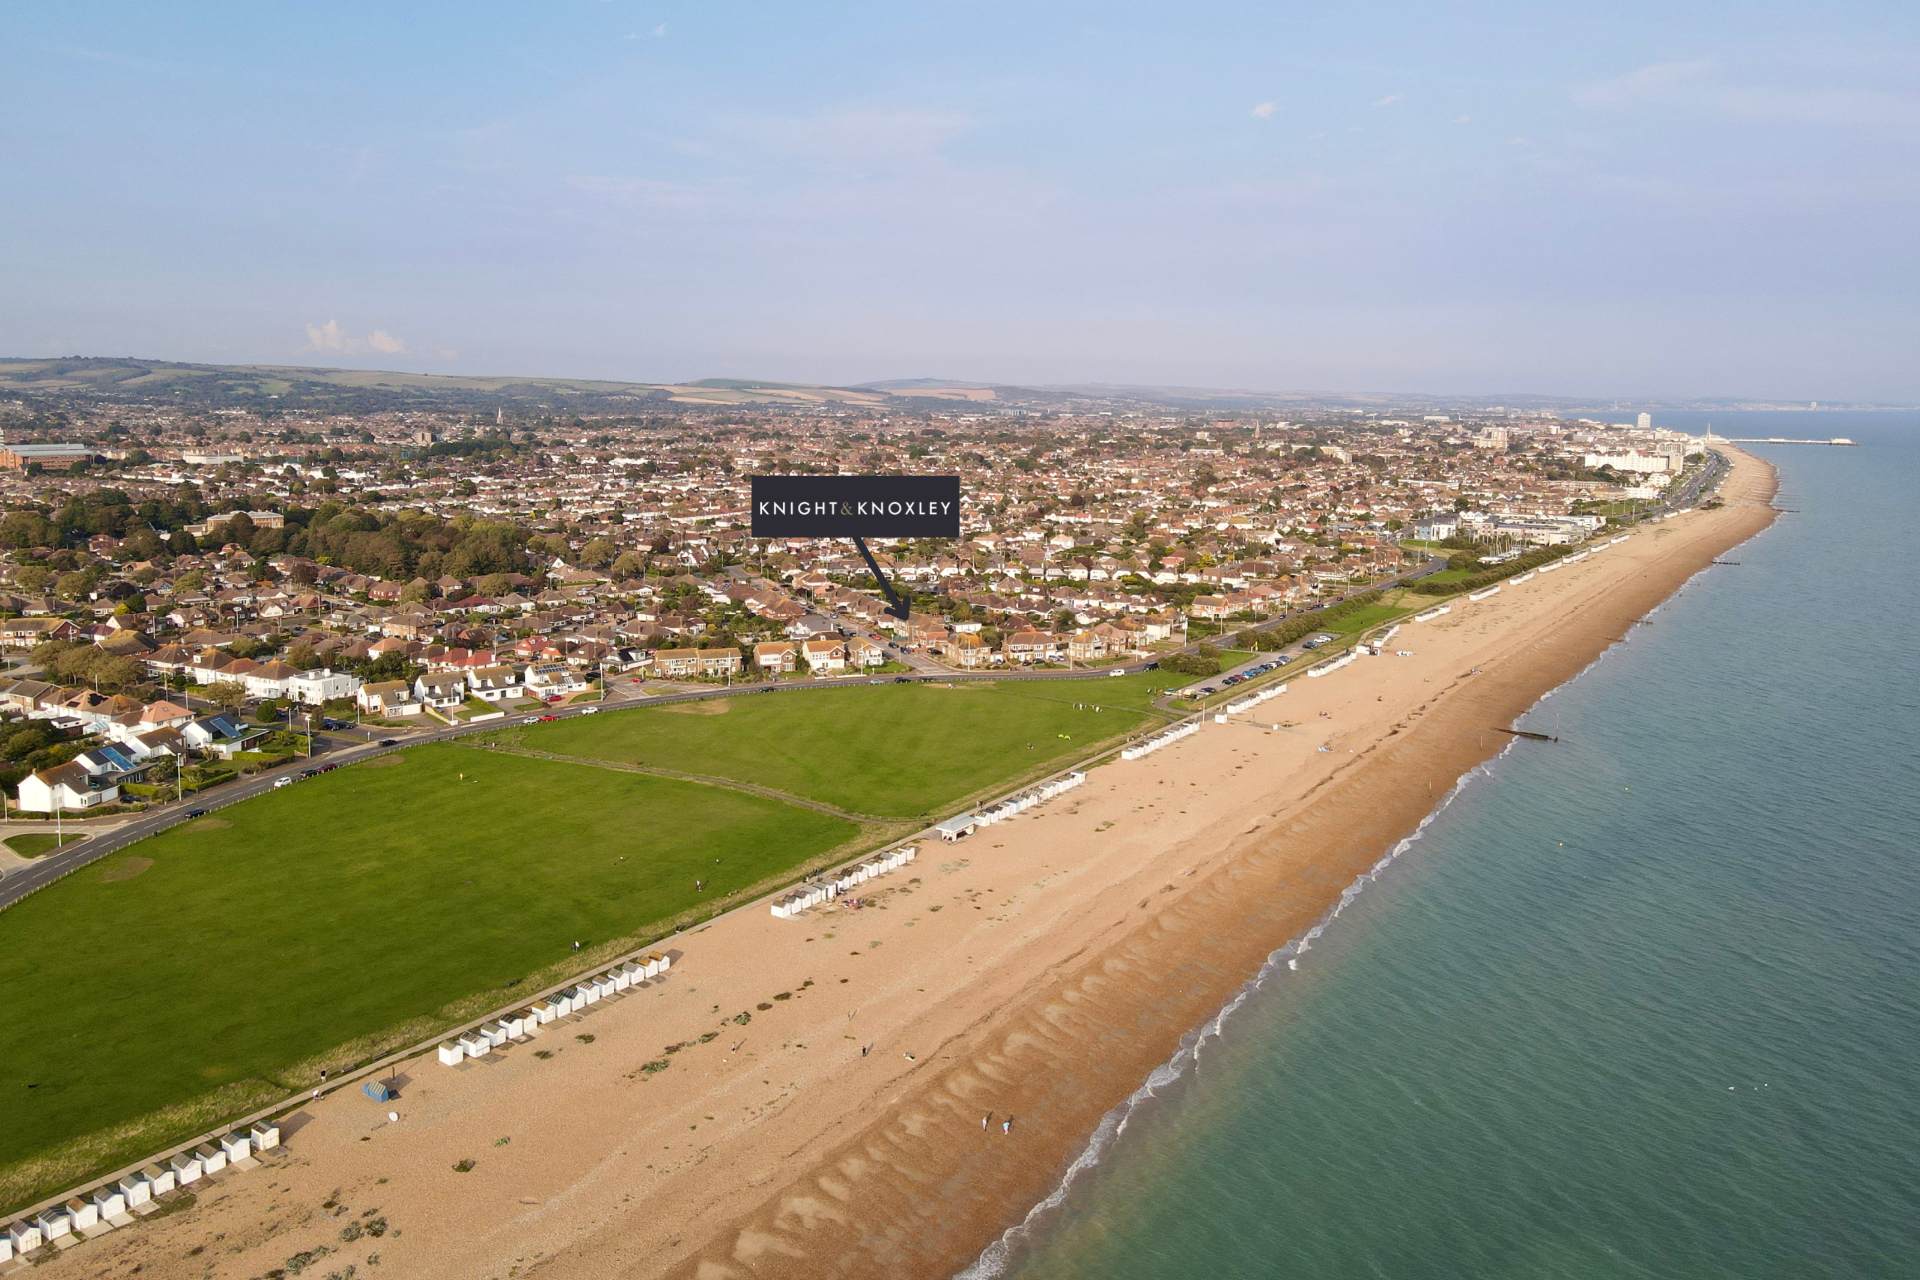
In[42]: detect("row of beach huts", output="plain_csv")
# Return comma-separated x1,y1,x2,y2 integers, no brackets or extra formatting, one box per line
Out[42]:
1220,682,1287,718
976,770,1086,826
1121,720,1199,761
3,1122,280,1262
771,845,919,917
438,952,674,1065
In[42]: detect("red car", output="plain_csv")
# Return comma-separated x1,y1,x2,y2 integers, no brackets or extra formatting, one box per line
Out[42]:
538,714,560,722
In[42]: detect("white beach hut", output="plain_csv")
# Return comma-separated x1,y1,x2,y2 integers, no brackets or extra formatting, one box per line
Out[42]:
0,1233,12,1263
34,1208,72,1243
143,1162,176,1196
502,1013,527,1039
439,1040,465,1066
119,1172,153,1209
63,1197,99,1231
169,1152,203,1184
457,1032,488,1059
7,1220,44,1255
530,999,559,1024
92,1186,127,1220
221,1132,252,1163
249,1121,280,1151
650,952,672,974
197,1143,227,1175
622,960,644,985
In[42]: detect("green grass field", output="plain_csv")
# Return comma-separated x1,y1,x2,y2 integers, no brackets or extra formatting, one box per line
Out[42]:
501,677,1168,817
0,744,854,1206
1326,604,1412,635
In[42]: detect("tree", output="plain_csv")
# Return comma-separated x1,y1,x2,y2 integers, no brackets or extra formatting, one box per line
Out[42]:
290,561,319,586
579,538,616,569
205,680,247,710
54,570,94,601
287,643,321,670
14,565,51,593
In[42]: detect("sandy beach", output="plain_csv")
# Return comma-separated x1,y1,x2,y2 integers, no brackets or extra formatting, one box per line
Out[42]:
34,450,1778,1280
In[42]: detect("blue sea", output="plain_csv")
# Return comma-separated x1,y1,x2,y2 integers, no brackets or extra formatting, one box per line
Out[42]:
978,412,1920,1279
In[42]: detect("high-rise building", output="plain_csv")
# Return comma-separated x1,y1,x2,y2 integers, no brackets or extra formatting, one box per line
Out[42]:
1637,412,1652,430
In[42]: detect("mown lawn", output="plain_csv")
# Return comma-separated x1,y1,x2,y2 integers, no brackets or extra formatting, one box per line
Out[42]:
0,743,854,1196
508,676,1168,817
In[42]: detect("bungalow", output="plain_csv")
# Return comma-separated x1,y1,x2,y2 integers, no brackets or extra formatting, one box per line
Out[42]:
122,726,191,763
413,672,467,710
464,664,524,702
181,713,269,758
286,668,363,705
801,639,847,674
73,744,147,784
18,761,118,812
753,641,799,674
356,680,421,717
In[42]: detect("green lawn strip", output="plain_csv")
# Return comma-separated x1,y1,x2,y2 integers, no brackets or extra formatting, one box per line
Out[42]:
491,677,1167,819
0,742,854,1211
4,832,82,858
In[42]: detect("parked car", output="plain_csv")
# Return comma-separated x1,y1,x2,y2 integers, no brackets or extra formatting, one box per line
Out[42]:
321,718,348,730
184,808,207,819
300,769,319,779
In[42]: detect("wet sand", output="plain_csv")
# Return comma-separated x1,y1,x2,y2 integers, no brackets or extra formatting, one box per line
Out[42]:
35,450,1777,1280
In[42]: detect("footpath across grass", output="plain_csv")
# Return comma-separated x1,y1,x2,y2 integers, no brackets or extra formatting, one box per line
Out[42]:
497,675,1169,818
0,743,855,1210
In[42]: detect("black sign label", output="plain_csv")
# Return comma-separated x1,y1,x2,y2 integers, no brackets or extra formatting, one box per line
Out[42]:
751,475,961,538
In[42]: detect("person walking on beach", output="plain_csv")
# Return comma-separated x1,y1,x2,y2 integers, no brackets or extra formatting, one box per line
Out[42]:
1003,1116,1013,1135
983,1112,992,1131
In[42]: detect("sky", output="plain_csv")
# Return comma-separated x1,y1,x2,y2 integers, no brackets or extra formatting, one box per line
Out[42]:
4,2,1917,400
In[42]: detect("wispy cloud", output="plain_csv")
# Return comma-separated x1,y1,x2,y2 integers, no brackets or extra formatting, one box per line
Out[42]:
1252,101,1277,119
1453,114,1472,124
305,320,405,355
1374,93,1401,107
1576,59,1920,127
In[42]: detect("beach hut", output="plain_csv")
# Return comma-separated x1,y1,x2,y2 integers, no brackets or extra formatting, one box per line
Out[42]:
6,1220,44,1255
118,1172,153,1209
34,1208,72,1242
519,1006,544,1031
221,1131,252,1163
609,966,631,992
651,952,672,974
197,1143,227,1175
438,1040,465,1066
169,1151,203,1184
250,1121,280,1151
457,1032,488,1059
363,1079,395,1104
143,1163,176,1196
502,1013,527,1039
592,975,615,1000
0,1233,12,1263
92,1186,127,1220
530,999,559,1024
64,1197,99,1231
621,960,644,985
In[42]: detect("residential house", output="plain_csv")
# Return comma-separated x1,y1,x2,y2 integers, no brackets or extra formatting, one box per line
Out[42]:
356,680,421,717
1005,629,1062,665
286,668,363,706
753,641,799,674
242,659,301,701
464,664,524,702
696,647,744,678
0,618,79,649
525,661,587,698
18,761,117,813
181,712,269,758
801,639,847,674
847,635,888,668
653,647,701,678
946,631,998,669
412,672,467,711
